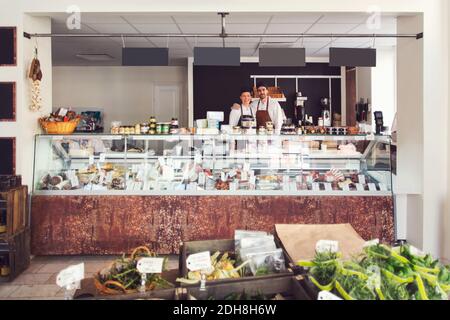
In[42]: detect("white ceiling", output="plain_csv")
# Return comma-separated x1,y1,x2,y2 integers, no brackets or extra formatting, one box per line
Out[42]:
44,12,402,66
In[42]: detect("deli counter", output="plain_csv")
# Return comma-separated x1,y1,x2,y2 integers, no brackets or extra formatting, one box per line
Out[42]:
31,134,395,255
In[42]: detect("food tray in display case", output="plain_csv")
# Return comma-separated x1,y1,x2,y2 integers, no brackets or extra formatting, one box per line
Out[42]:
32,133,393,196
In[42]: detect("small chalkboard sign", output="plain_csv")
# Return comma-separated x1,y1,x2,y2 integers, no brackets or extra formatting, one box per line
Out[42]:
0,138,15,175
0,82,15,121
0,27,16,66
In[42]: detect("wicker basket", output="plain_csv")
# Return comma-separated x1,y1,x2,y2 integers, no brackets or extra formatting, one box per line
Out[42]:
39,118,79,134
93,246,158,296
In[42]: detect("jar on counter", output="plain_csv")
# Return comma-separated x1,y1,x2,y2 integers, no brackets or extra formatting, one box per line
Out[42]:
135,124,141,135
258,127,266,135
141,123,150,134
162,123,170,135
119,127,125,135
111,121,122,134
156,123,163,135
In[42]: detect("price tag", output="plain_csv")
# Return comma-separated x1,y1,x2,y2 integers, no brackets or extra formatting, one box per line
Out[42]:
230,181,238,191
318,291,343,301
98,171,106,185
194,154,202,164
283,182,290,192
324,183,333,191
186,251,212,272
316,240,339,253
306,175,313,183
250,176,256,185
105,171,113,184
358,175,366,184
243,162,250,172
356,183,365,191
133,182,142,191
99,153,106,163
363,239,380,248
342,184,350,192
89,155,94,165
312,182,320,192
241,171,248,181
378,183,388,191
368,183,377,192
289,181,298,191
198,172,206,185
137,257,164,274
56,263,84,288
221,172,227,182
158,157,165,166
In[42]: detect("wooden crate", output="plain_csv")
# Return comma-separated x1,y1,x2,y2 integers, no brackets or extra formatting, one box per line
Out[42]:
184,275,311,300
73,270,181,300
0,186,28,239
0,228,31,282
179,239,293,287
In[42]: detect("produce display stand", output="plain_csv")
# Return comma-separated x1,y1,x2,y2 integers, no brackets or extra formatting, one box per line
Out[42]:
0,183,30,282
183,275,310,300
0,185,29,239
73,270,181,300
179,239,293,287
0,228,31,283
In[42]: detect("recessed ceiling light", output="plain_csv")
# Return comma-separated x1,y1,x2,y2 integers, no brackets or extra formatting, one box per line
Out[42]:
75,54,115,61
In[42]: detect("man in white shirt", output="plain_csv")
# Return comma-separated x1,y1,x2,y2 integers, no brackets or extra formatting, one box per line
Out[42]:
251,82,285,131
229,87,256,127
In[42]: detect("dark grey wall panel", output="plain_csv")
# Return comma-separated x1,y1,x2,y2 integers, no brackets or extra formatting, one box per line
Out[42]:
122,48,169,66
193,63,341,124
259,48,306,67
330,48,376,67
194,47,241,66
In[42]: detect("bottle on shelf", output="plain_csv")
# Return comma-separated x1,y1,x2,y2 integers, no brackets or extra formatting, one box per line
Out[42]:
0,203,6,234
0,255,10,277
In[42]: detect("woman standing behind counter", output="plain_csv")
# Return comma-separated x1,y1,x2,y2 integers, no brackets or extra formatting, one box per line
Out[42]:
229,87,256,126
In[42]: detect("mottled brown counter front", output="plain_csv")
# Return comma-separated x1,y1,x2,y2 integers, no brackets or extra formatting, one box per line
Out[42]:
30,196,394,255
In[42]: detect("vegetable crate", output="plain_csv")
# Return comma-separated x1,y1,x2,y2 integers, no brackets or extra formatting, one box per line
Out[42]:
179,239,293,287
74,270,181,300
0,186,29,239
0,228,31,283
183,275,311,300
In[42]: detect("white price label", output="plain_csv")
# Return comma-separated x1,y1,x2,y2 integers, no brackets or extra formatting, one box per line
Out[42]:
290,181,298,191
99,153,106,163
198,172,206,185
56,263,84,288
368,183,377,192
324,183,333,191
194,154,202,164
230,181,238,191
89,155,94,165
306,175,313,183
105,171,113,184
137,257,164,274
241,171,248,181
316,240,339,253
221,172,227,182
342,184,350,192
186,251,212,272
356,183,365,192
358,175,366,184
283,183,290,192
363,239,380,248
250,176,256,185
312,183,320,192
243,162,250,172
318,291,343,300
378,183,388,191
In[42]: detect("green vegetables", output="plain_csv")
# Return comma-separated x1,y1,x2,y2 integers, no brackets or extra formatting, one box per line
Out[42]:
298,243,450,300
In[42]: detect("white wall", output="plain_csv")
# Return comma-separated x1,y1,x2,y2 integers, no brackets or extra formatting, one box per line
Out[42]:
372,47,397,129
52,66,188,130
0,6,52,187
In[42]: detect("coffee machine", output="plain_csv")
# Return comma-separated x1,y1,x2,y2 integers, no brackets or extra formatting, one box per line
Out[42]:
294,92,308,126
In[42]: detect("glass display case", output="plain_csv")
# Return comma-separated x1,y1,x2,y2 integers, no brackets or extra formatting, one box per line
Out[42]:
32,134,393,196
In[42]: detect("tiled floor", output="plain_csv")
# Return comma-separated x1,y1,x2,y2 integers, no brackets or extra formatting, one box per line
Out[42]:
0,255,179,300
